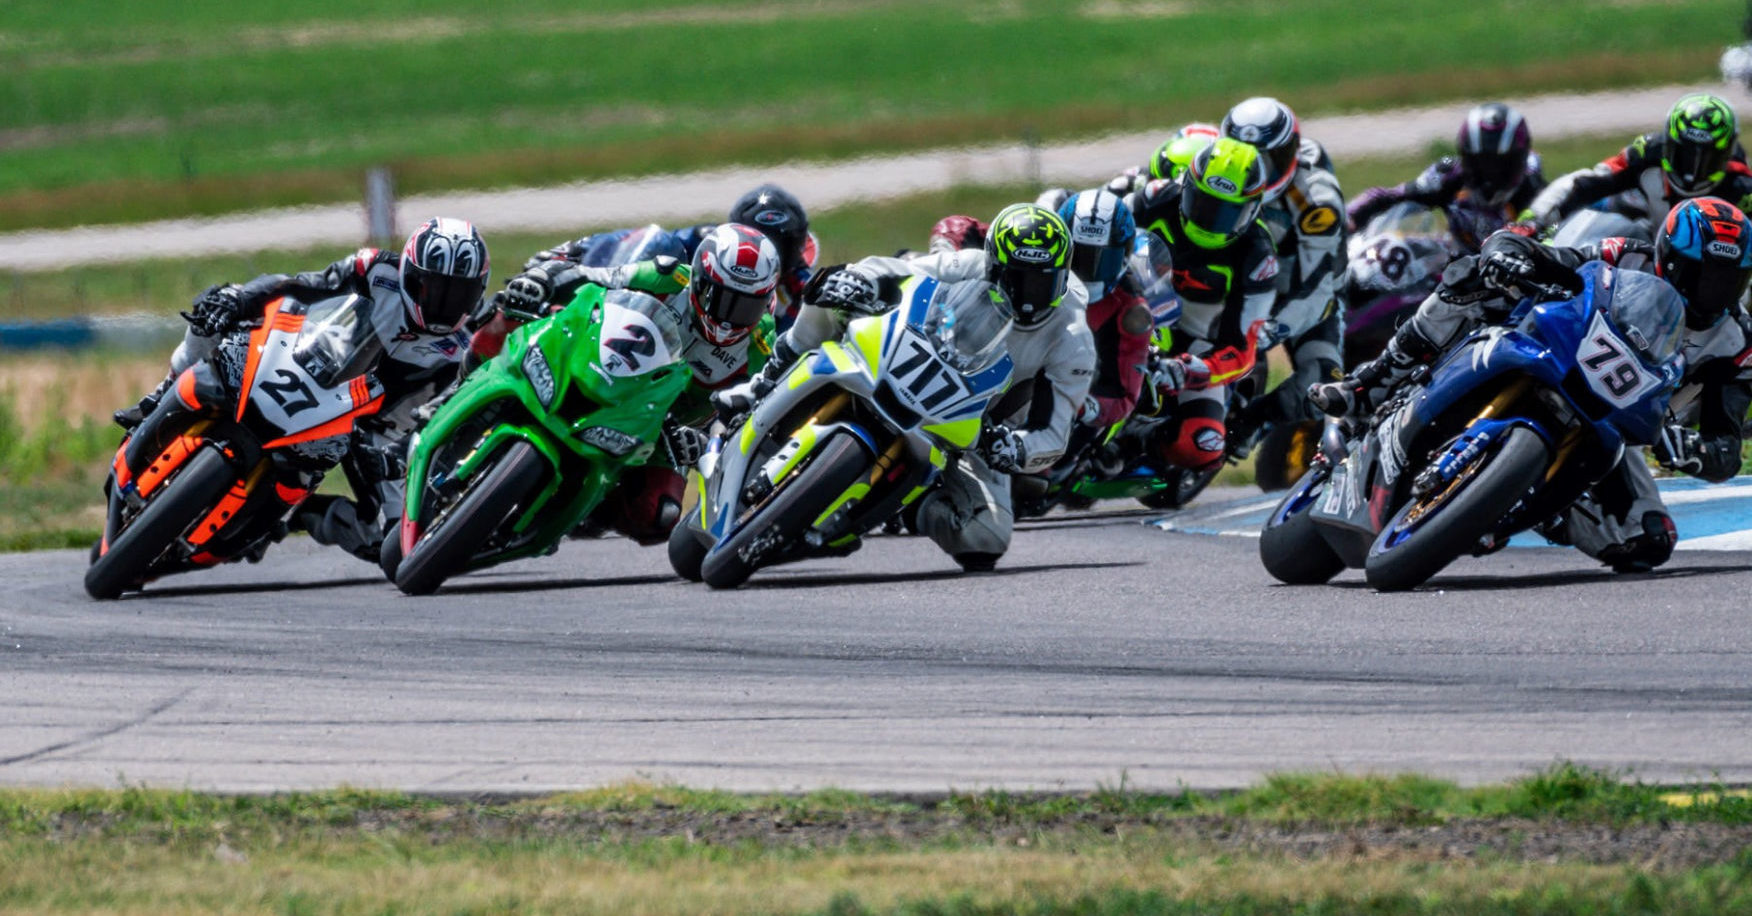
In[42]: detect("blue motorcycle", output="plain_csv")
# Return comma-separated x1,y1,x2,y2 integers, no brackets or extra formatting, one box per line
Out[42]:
1259,261,1686,591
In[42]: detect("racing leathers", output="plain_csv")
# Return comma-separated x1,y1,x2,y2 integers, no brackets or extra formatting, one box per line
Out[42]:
1347,152,1547,253
1231,139,1350,446
150,247,471,560
752,249,1096,567
1126,177,1279,471
467,256,774,543
1525,132,1752,231
1312,231,1750,571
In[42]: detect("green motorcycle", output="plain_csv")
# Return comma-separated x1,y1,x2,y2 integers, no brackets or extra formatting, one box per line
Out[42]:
389,286,690,595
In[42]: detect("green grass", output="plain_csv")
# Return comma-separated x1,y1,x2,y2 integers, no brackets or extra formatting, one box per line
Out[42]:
0,0,1729,230
2,766,1752,915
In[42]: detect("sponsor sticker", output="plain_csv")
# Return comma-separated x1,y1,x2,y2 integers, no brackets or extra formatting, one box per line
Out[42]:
1298,205,1339,235
1707,240,1743,259
1206,175,1239,196
1011,247,1055,264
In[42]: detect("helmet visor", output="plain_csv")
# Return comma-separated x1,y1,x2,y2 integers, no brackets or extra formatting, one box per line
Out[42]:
1665,255,1752,324
403,267,485,330
693,279,771,329
1665,142,1732,194
1459,149,1527,204
1181,186,1260,242
994,266,1066,326
1069,243,1127,294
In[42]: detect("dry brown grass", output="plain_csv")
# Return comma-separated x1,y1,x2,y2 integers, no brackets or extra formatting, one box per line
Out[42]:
0,352,165,430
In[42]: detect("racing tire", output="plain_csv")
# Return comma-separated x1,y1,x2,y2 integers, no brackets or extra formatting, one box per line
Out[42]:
1258,466,1344,585
1138,464,1221,510
700,431,872,590
394,441,547,596
377,524,405,583
1253,420,1322,492
667,514,709,583
84,447,235,600
1364,426,1548,592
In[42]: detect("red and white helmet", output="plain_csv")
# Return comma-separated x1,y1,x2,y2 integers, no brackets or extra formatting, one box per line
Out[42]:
400,217,490,333
690,223,779,346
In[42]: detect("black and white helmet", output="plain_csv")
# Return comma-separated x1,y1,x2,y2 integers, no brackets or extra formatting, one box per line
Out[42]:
727,184,813,276
1221,97,1300,201
400,217,490,333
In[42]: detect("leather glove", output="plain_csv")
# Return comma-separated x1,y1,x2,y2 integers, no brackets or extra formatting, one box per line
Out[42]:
182,284,243,337
350,436,407,483
1653,424,1705,475
1477,249,1536,294
1146,351,1206,394
493,273,553,322
805,264,881,314
711,370,777,421
976,424,1025,474
662,421,707,468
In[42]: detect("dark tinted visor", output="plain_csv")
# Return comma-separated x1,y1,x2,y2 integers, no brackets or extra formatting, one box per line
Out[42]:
996,266,1066,325
1459,149,1527,202
1666,142,1732,193
695,279,771,328
1180,187,1260,239
1070,244,1127,288
1667,256,1752,323
404,267,485,330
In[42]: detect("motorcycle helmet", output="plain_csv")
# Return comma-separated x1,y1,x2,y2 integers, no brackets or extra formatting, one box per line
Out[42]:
1149,122,1221,181
1655,196,1752,330
983,203,1072,327
1057,188,1138,300
727,184,813,275
400,217,490,333
1663,94,1739,196
1179,138,1271,249
689,223,780,346
928,215,989,255
1457,102,1533,207
1221,97,1299,201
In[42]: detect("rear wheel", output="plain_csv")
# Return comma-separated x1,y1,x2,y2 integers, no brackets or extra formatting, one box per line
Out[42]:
377,525,405,582
1138,464,1221,510
700,432,872,589
395,441,548,596
85,448,235,600
1253,420,1322,492
1259,466,1344,585
1364,426,1548,592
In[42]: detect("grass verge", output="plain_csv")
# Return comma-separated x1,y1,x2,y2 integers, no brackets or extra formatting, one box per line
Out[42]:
0,0,1730,230
3,765,1752,915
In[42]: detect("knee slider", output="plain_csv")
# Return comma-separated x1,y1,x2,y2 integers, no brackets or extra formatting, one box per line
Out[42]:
1161,416,1227,471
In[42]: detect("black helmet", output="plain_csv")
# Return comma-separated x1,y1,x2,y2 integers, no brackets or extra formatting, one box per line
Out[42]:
1456,102,1532,207
727,184,811,275
1656,197,1752,330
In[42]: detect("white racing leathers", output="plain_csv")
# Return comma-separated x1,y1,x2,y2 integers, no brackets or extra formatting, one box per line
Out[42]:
783,249,1096,561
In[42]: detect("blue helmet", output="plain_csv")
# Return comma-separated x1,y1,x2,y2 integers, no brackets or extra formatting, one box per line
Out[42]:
1657,196,1752,329
1058,188,1137,300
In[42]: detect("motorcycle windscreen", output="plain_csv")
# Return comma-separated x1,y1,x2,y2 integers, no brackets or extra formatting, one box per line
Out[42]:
603,224,686,267
1604,269,1685,365
922,281,1012,374
292,294,386,388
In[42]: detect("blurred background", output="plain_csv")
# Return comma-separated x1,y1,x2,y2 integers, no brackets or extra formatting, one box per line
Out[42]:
0,0,1740,549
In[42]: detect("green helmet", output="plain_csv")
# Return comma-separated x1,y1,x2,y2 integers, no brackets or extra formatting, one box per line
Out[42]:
984,203,1071,327
1179,137,1270,249
1664,93,1739,196
1149,122,1220,181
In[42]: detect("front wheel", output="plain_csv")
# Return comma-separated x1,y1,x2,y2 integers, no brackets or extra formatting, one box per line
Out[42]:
1364,426,1548,592
85,447,236,600
1258,465,1344,585
700,431,872,589
395,440,548,596
667,514,709,583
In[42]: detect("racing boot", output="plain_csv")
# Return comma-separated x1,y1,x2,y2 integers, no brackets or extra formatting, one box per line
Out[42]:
113,372,176,431
1596,511,1676,574
1308,325,1440,418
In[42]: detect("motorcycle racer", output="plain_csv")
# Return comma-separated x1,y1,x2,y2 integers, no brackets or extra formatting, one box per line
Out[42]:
1520,94,1752,233
1311,198,1752,572
1104,122,1221,199
715,203,1096,571
1126,137,1279,473
1347,102,1546,253
113,217,491,561
1218,97,1350,451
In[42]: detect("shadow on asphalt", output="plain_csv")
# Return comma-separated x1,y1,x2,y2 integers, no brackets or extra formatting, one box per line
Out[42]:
433,573,679,595
136,576,385,598
1322,563,1752,593
744,560,1141,590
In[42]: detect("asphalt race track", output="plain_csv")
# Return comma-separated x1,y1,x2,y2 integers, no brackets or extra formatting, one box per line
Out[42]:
5,495,1752,792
